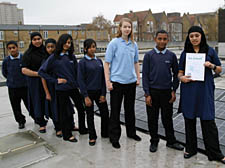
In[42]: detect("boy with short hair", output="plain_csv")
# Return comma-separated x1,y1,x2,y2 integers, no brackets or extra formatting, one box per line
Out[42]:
2,40,29,129
142,30,184,152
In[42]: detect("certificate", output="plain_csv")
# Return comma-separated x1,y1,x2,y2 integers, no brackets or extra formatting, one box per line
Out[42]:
185,53,206,81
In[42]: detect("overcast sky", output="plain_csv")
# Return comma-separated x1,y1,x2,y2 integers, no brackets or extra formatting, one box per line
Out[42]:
4,0,225,25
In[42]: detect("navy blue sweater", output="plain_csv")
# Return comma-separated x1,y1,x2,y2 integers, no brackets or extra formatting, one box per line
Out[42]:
2,54,27,88
142,49,179,96
77,56,106,97
38,53,79,91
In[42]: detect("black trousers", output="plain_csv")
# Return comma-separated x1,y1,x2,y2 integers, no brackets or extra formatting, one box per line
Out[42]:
56,90,74,140
146,88,176,145
8,87,29,125
184,117,224,160
56,89,86,140
109,82,137,142
69,89,87,133
85,90,109,140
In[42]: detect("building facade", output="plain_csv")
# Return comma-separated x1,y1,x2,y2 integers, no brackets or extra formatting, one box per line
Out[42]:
0,2,24,24
113,10,218,42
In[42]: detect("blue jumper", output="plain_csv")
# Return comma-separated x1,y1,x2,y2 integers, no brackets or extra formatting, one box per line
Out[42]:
142,48,179,96
2,54,27,88
77,55,106,97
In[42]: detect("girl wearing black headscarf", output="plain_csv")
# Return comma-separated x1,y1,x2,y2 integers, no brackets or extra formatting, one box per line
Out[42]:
22,32,47,133
178,26,225,164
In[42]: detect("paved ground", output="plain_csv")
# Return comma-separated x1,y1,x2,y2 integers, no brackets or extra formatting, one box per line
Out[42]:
0,86,225,168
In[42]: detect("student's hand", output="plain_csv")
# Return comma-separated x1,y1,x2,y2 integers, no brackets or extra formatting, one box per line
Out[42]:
180,76,193,83
99,96,106,103
136,78,140,86
106,81,113,91
145,96,152,107
46,93,51,101
85,97,92,107
58,78,67,84
169,91,176,104
204,61,214,69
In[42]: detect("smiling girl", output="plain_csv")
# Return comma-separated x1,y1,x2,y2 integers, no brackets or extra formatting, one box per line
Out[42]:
39,34,87,142
104,18,141,149
178,26,225,164
22,32,47,133
78,39,109,146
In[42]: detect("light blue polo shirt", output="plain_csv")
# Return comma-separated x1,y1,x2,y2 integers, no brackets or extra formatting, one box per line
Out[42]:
105,37,139,84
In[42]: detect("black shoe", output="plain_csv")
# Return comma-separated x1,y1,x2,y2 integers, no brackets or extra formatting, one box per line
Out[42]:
184,152,197,159
72,127,79,131
39,128,46,133
79,128,88,135
149,143,158,153
166,142,184,151
128,135,142,141
112,142,120,149
220,158,225,164
89,140,96,146
56,131,63,138
66,137,78,143
18,123,25,129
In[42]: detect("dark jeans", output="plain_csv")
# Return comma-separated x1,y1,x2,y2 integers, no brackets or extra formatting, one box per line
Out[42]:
8,87,29,124
85,90,109,140
185,117,224,160
146,88,176,145
109,82,137,143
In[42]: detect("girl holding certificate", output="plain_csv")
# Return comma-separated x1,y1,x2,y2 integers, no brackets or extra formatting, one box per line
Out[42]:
178,26,225,164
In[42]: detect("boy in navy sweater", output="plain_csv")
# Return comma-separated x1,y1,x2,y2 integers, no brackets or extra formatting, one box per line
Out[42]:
142,30,183,152
2,41,29,129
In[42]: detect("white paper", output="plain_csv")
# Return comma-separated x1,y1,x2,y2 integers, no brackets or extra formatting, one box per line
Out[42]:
185,53,206,81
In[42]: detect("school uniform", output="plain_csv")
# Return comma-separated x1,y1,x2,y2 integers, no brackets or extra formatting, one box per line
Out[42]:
38,52,87,140
105,37,139,143
78,55,109,140
22,45,47,127
40,57,61,132
142,47,179,145
2,53,29,125
179,47,224,160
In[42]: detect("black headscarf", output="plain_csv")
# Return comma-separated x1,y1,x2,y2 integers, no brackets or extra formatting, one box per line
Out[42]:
22,32,46,71
184,26,209,54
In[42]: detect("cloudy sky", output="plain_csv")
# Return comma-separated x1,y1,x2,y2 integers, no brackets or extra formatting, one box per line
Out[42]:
5,0,225,25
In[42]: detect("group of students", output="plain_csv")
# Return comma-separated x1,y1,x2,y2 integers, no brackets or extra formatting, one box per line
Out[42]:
2,17,225,164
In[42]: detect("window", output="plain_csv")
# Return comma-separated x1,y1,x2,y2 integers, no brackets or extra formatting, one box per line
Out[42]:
147,21,154,33
0,31,4,40
44,31,48,39
14,31,18,36
133,21,138,33
0,42,3,48
19,41,24,48
81,31,85,36
68,31,72,35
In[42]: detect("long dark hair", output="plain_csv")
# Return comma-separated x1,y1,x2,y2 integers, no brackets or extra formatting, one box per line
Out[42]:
83,38,96,55
184,26,209,54
55,34,74,59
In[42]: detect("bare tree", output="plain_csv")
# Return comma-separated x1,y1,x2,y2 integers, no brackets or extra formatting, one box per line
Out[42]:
89,14,112,30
